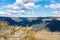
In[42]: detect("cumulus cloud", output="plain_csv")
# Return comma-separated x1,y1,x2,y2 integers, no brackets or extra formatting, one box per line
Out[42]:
24,2,40,9
0,11,11,17
0,11,6,14
52,11,60,14
14,0,40,4
26,11,37,17
0,11,10,15
45,4,60,9
1,0,40,17
19,10,25,14
15,0,24,4
49,11,60,17
44,3,60,17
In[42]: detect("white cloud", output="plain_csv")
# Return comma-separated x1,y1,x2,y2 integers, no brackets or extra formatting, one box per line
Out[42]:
26,11,37,17
49,11,60,17
3,4,25,14
19,10,25,14
0,11,11,16
24,2,39,9
13,6,19,9
52,11,60,14
0,0,40,17
5,5,19,10
49,4,60,9
0,11,6,14
14,0,40,5
45,4,60,9
44,5,48,8
24,0,40,2
24,2,35,8
15,0,24,4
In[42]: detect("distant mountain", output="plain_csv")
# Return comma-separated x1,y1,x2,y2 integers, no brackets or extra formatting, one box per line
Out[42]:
0,17,60,32
46,19,60,32
0,17,43,26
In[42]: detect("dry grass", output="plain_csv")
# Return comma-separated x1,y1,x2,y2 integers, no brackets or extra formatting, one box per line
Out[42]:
0,27,60,40
35,30,60,40
0,22,60,40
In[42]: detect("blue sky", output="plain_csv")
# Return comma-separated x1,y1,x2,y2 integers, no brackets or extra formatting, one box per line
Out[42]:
0,0,60,17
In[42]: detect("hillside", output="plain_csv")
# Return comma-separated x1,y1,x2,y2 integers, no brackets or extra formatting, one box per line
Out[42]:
0,26,60,40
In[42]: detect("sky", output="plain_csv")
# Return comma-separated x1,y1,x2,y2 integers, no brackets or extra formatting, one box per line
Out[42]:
0,0,60,17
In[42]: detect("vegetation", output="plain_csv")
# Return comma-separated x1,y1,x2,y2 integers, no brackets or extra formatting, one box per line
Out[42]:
0,21,9,30
0,22,60,40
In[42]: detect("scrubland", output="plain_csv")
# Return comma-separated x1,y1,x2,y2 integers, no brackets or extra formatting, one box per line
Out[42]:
0,22,60,40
